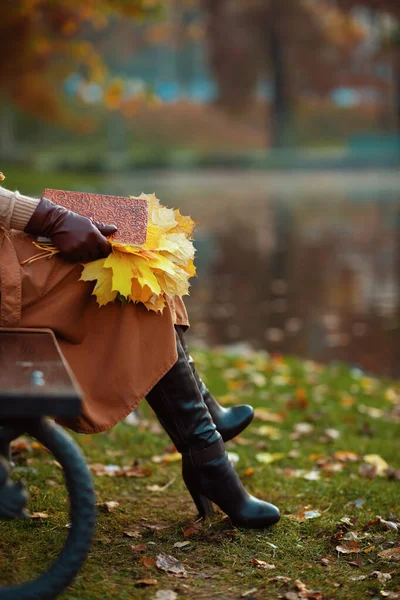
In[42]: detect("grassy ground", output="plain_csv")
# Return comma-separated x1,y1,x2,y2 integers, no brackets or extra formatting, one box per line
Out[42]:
0,349,399,600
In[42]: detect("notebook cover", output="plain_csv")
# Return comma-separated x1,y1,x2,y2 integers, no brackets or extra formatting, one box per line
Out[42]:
42,189,148,246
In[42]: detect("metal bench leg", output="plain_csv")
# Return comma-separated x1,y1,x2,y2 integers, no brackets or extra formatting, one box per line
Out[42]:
0,418,96,600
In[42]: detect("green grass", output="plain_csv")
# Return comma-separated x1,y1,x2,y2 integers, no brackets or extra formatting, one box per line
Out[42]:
1,350,399,599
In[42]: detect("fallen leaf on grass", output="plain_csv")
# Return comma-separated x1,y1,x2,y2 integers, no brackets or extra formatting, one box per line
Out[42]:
370,516,399,532
290,422,314,440
124,530,142,538
380,592,400,599
30,512,49,519
363,454,389,475
131,543,147,553
305,468,323,480
358,404,383,418
183,521,202,537
280,578,323,600
254,408,284,423
321,428,341,441
241,589,258,598
97,501,119,513
153,591,178,600
335,541,374,555
294,578,324,599
146,477,176,492
143,523,170,532
135,578,158,586
156,553,187,577
255,452,285,464
251,558,276,570
90,463,152,478
336,542,362,554
254,425,282,439
286,506,322,523
332,451,360,462
140,556,157,568
173,541,191,549
378,548,400,562
371,571,392,583
228,452,240,464
270,576,292,584
244,467,255,477
320,557,335,567
151,453,181,464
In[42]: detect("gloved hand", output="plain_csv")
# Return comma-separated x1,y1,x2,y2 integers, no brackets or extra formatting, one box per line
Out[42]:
24,197,117,262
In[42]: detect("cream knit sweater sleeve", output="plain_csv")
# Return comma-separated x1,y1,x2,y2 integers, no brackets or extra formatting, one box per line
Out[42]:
0,186,40,230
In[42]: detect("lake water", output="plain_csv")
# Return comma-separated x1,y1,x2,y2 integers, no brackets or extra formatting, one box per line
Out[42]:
109,169,400,376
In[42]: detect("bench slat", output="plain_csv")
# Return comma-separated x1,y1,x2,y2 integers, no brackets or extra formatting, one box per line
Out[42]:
0,331,81,418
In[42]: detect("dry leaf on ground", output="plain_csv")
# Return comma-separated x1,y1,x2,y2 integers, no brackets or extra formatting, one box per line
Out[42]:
251,558,276,570
241,589,258,598
124,530,142,538
336,542,362,554
151,453,181,464
183,521,202,537
139,556,157,568
135,578,158,586
97,501,119,513
146,477,176,492
370,571,392,583
173,541,191,549
131,544,147,553
287,506,322,523
30,512,49,519
152,591,178,600
255,452,285,464
156,553,187,577
254,408,284,423
378,548,400,562
89,463,152,478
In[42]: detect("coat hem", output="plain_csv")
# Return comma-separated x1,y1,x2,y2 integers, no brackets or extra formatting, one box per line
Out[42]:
60,318,189,434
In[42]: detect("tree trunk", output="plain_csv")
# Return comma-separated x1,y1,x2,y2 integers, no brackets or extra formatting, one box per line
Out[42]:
266,4,293,148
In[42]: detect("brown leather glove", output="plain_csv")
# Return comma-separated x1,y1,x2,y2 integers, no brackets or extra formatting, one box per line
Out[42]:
24,196,117,262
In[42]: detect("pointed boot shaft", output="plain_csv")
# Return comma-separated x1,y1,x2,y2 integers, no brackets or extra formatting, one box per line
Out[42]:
202,390,254,442
182,441,280,529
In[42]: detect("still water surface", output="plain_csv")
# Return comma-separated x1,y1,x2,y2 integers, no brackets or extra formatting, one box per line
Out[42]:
109,169,400,377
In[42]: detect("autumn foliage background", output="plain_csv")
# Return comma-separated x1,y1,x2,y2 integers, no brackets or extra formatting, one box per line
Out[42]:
1,0,399,163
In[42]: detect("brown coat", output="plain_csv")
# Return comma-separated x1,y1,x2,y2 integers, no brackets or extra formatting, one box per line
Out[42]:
0,229,188,433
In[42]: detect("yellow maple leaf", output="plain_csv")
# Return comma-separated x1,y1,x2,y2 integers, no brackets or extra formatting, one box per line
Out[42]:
172,208,195,237
104,252,135,297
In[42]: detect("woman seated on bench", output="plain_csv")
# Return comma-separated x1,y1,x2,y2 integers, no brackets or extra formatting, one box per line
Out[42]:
0,186,280,529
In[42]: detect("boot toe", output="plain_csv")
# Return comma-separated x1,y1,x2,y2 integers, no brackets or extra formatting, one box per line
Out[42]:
220,405,254,441
232,497,281,529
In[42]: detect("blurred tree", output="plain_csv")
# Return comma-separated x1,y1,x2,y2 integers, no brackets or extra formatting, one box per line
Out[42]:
339,0,400,132
201,0,365,148
0,0,162,133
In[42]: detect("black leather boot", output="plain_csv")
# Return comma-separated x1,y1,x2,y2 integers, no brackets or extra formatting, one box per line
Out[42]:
175,327,254,441
146,334,280,529
182,439,280,528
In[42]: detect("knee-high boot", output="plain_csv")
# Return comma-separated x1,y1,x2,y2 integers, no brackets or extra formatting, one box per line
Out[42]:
146,334,280,529
175,327,254,441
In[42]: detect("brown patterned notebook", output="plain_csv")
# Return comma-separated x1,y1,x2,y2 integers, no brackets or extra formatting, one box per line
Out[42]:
42,189,149,246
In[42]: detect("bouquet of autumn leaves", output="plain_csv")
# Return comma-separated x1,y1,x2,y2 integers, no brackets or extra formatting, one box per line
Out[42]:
80,193,196,312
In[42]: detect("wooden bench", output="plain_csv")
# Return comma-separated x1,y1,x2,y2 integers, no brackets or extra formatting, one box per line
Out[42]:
0,329,96,600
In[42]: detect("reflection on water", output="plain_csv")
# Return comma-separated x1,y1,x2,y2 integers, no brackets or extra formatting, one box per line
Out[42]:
111,170,400,377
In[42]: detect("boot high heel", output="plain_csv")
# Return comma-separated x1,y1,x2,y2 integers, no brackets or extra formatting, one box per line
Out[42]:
182,439,280,529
